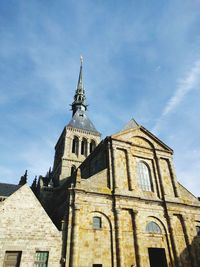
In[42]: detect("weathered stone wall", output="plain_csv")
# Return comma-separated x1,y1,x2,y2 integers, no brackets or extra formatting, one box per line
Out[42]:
0,185,62,267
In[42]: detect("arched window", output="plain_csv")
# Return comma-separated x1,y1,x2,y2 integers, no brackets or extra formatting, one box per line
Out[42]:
81,138,87,156
90,140,96,153
71,165,76,176
146,221,161,234
137,161,152,191
72,136,79,155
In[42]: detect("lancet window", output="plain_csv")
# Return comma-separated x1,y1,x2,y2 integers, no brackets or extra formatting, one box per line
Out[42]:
72,136,79,155
81,138,87,156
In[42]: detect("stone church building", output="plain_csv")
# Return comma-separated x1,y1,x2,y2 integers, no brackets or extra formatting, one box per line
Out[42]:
0,60,200,267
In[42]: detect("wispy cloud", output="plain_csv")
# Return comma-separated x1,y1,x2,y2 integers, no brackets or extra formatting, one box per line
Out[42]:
153,59,200,133
163,60,200,115
1,0,200,197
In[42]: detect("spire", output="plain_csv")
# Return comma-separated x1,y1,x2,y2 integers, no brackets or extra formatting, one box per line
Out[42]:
18,170,28,185
71,56,88,116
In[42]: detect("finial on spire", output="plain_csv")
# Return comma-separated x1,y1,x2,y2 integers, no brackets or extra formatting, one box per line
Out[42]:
80,55,83,65
71,57,87,116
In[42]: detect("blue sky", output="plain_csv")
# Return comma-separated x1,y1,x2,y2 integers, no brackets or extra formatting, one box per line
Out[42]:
1,0,200,196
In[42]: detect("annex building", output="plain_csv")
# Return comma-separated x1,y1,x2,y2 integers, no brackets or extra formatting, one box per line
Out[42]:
0,60,200,267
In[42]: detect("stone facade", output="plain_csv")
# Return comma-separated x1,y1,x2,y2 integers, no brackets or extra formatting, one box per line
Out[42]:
61,125,200,267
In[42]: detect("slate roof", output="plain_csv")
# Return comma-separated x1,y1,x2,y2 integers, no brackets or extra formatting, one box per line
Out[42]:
0,182,21,197
122,118,139,131
67,110,99,134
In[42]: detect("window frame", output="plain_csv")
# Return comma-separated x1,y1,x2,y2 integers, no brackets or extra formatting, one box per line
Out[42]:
137,160,153,192
93,216,102,230
4,251,22,267
145,221,162,234
34,251,49,267
81,138,87,156
72,136,79,155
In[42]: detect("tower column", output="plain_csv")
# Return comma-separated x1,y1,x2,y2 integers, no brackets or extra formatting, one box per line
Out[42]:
78,139,81,156
87,139,90,156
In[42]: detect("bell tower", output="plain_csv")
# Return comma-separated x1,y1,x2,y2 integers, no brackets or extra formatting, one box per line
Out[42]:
52,58,101,185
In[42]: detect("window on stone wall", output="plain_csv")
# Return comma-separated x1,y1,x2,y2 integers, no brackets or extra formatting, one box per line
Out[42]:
146,221,161,234
93,265,103,267
72,136,79,155
196,226,200,236
137,161,152,191
34,251,49,267
71,165,76,176
4,251,22,267
90,140,96,153
93,216,102,229
81,138,87,156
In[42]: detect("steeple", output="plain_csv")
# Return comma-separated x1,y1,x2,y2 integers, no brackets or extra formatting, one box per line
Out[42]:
71,56,88,116
51,57,101,185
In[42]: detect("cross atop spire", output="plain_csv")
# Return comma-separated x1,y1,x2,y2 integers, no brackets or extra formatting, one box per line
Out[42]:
71,56,87,116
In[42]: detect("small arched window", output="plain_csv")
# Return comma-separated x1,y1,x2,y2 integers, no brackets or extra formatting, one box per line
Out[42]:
81,138,87,156
72,136,79,155
90,140,96,153
71,165,76,176
146,222,161,234
137,161,152,191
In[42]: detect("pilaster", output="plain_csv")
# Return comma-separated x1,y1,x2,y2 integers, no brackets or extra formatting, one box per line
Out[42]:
126,149,134,190
132,210,141,267
181,215,196,267
69,203,80,267
168,159,180,197
168,215,182,267
114,208,124,267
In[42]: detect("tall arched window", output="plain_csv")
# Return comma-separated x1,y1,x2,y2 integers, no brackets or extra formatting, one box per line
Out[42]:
81,138,87,156
72,136,79,155
90,140,96,153
137,161,152,191
146,221,161,234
